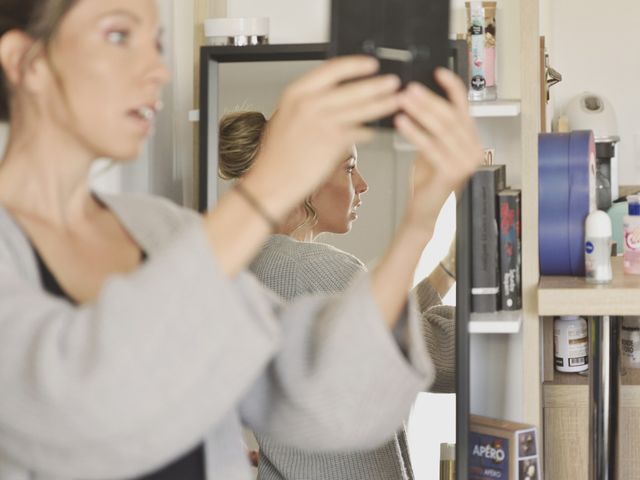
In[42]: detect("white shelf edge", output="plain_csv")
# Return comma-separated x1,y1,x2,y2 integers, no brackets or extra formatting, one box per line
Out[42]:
469,310,523,334
469,100,521,118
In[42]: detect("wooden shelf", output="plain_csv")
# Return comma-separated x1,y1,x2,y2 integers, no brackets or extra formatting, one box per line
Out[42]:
544,371,589,386
544,383,640,408
468,310,522,334
543,368,640,388
469,100,521,118
538,257,640,316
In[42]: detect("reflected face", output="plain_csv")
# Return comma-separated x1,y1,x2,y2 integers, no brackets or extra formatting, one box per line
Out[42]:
312,147,369,235
40,0,170,160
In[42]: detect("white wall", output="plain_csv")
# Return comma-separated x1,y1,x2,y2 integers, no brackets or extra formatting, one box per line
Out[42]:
544,0,640,184
92,0,198,206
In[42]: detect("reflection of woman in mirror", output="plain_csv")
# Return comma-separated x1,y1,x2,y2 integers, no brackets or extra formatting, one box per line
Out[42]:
219,111,462,480
0,0,482,478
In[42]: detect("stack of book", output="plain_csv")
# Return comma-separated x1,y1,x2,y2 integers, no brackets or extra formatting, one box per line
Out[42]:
470,165,522,314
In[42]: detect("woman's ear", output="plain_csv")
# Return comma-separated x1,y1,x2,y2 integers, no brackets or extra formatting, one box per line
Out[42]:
0,30,35,90
0,30,53,99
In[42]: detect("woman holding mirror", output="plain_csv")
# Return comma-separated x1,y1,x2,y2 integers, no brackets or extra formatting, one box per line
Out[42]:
0,0,480,478
219,110,462,479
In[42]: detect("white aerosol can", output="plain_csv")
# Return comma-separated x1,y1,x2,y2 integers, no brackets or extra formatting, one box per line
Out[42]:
585,210,613,284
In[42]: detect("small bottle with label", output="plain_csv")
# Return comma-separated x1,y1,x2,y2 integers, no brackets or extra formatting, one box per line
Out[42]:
624,195,640,275
554,316,588,373
585,210,612,284
621,317,640,369
439,443,455,480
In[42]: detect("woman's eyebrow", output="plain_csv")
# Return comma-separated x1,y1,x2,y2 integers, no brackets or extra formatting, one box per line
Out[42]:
97,9,142,24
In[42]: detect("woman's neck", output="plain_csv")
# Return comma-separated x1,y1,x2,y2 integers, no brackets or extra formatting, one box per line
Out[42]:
0,120,97,226
286,227,315,242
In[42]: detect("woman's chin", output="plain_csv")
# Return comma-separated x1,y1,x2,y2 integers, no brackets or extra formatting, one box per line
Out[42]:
105,145,145,162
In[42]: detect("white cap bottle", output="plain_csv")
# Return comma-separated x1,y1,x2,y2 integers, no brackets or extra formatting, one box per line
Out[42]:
585,210,613,284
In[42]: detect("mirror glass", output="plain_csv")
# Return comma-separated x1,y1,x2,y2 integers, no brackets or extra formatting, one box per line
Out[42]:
215,60,457,479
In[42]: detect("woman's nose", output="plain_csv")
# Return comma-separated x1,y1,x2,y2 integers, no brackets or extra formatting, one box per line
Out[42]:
148,56,171,86
355,171,369,194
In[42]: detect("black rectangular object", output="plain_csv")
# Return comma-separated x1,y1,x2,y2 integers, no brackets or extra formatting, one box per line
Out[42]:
470,165,506,313
329,0,451,127
498,189,522,311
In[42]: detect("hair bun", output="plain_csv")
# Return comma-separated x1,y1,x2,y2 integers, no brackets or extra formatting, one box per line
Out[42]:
218,111,267,180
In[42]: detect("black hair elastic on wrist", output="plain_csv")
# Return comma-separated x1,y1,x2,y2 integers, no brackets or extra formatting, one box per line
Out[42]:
439,261,456,280
234,182,279,231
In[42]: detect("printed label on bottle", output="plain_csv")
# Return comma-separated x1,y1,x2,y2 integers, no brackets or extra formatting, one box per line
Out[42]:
625,227,640,251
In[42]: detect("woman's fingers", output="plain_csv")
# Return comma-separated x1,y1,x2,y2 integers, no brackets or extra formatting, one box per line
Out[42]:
284,55,379,99
317,73,400,113
434,68,472,118
398,88,467,159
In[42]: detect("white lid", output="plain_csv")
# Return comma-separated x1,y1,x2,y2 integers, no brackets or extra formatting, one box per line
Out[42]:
204,17,269,38
585,210,612,237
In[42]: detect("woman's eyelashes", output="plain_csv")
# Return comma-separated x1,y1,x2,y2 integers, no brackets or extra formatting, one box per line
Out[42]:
105,28,164,54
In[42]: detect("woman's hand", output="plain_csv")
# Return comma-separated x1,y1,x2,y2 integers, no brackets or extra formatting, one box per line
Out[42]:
242,55,402,222
369,69,481,328
396,68,483,234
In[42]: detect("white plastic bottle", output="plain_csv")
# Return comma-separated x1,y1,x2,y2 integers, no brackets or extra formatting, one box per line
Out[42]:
585,210,613,284
554,316,588,373
621,317,640,369
623,195,640,275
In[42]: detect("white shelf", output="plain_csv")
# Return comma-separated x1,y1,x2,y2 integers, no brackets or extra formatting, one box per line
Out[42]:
469,310,523,334
470,100,521,118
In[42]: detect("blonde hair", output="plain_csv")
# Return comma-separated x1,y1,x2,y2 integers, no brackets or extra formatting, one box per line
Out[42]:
218,111,318,233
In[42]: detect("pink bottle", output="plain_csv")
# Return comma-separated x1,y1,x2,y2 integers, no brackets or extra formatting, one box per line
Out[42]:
623,195,640,275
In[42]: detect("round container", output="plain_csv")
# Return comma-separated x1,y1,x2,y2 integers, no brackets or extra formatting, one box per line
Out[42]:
621,317,640,369
554,316,588,373
203,17,269,46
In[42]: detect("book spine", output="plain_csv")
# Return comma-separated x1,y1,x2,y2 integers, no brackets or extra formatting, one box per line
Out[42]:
470,167,505,313
498,191,522,310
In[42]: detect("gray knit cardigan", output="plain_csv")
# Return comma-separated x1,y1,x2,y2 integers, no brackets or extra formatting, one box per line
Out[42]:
249,235,455,480
0,194,434,480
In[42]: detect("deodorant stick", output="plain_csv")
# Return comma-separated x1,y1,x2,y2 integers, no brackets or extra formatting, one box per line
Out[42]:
585,210,613,284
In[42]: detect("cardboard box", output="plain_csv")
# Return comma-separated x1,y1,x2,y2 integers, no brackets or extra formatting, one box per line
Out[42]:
469,415,540,480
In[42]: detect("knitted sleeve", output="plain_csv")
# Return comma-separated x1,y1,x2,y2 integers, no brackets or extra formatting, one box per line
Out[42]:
411,276,455,393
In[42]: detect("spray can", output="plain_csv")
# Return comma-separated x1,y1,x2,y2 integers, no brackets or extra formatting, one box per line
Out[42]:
585,210,613,284
465,1,497,101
